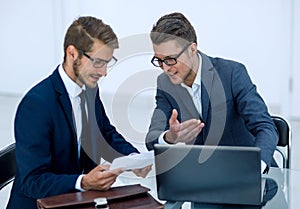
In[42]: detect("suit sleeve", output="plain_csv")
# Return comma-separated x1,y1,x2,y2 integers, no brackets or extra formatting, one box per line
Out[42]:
15,93,79,199
145,76,176,150
231,63,278,166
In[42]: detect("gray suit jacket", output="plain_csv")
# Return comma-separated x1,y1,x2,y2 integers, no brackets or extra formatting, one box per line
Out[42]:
145,52,278,167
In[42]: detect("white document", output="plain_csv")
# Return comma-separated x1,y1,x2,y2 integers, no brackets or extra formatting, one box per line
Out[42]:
109,151,154,171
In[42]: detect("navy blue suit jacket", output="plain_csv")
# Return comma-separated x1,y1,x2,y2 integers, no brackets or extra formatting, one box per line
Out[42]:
146,52,278,167
7,67,138,209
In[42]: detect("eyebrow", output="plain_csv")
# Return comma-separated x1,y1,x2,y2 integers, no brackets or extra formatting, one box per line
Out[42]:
154,54,177,59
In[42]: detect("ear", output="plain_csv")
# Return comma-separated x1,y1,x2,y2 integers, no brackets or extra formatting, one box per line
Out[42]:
190,43,198,55
66,45,79,61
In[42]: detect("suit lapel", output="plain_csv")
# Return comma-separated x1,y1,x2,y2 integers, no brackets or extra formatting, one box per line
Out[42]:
200,52,227,146
175,85,200,120
50,68,77,141
200,52,214,124
159,74,200,121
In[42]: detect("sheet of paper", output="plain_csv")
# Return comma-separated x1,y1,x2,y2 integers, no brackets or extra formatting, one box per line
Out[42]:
109,151,154,171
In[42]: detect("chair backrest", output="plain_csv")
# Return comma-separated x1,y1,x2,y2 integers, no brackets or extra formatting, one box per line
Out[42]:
272,116,291,168
0,143,17,190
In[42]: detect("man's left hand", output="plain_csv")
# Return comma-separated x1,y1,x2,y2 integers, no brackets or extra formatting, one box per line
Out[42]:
132,164,152,178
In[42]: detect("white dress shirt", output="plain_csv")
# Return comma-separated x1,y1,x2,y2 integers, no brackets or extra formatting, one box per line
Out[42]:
58,65,86,191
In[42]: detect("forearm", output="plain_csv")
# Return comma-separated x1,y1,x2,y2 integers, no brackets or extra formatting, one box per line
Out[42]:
145,130,160,150
21,172,79,199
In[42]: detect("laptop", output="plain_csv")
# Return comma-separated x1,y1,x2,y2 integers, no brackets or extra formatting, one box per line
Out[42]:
154,144,265,205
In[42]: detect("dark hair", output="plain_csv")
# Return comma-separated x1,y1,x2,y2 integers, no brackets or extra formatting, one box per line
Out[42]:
63,16,118,61
150,12,197,46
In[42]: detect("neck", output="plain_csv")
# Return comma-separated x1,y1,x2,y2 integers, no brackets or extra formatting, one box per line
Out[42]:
184,53,200,87
62,62,83,87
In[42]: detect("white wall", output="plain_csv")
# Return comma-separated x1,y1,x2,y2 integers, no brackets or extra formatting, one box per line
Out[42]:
0,0,299,118
291,0,300,118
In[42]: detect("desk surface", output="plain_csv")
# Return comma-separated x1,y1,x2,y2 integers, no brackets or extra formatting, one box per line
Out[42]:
36,167,299,209
115,167,300,209
262,168,299,209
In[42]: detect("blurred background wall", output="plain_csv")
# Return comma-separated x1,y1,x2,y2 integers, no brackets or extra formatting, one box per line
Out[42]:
1,0,299,118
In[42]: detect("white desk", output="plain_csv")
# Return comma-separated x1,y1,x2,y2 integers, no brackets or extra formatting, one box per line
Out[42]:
116,167,300,209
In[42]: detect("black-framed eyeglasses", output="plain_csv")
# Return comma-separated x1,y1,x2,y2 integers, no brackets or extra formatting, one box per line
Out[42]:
79,50,118,68
151,44,190,68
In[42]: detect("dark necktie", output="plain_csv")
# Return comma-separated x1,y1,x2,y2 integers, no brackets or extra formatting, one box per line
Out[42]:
79,90,94,173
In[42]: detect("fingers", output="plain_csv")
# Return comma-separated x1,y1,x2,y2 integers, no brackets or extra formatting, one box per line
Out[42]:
132,164,152,178
175,119,204,143
166,113,204,144
177,125,203,143
82,166,124,191
96,168,124,190
109,167,125,175
169,109,179,125
98,164,110,171
95,175,117,191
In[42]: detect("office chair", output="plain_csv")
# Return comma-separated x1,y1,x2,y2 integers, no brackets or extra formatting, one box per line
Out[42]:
272,116,291,168
0,143,17,190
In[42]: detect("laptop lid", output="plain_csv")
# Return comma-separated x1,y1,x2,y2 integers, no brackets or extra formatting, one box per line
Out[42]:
154,144,262,205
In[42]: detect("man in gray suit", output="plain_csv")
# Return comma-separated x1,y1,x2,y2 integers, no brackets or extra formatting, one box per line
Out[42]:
146,12,278,173
145,12,279,208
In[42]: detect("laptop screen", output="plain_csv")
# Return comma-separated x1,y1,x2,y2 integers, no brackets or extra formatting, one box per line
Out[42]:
154,144,262,205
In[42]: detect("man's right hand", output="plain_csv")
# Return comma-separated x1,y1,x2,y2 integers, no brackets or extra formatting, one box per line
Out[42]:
81,164,124,191
164,109,204,144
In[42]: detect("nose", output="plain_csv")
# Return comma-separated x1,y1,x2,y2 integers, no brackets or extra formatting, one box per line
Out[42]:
96,65,108,76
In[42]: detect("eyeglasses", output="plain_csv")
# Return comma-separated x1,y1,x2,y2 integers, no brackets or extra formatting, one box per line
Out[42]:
151,44,190,67
79,50,118,68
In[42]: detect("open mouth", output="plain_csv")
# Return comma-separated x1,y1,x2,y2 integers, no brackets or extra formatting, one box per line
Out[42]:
89,74,101,82
168,71,177,77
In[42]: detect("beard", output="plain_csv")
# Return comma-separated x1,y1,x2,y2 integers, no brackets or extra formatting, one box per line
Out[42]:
73,58,85,86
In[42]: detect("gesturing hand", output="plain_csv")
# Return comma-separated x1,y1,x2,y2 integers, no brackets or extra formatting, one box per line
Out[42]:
164,109,204,144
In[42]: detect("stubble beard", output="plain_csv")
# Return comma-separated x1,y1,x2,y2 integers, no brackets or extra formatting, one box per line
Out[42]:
73,58,85,87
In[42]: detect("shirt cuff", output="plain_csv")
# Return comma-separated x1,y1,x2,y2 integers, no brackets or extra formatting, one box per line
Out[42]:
158,131,169,144
261,160,267,174
75,174,86,192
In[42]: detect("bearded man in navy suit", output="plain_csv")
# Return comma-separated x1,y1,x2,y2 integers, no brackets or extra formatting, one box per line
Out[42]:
7,16,151,209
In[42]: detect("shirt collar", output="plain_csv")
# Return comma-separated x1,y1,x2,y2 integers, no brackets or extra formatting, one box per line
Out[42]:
58,65,84,98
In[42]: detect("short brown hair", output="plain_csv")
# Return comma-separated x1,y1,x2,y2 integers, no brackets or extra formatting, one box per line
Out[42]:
63,16,118,61
150,12,197,46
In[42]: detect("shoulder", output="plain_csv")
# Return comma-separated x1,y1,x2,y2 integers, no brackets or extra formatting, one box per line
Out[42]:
202,53,249,79
18,70,61,109
29,74,57,99
157,72,169,82
157,72,177,87
207,55,246,71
